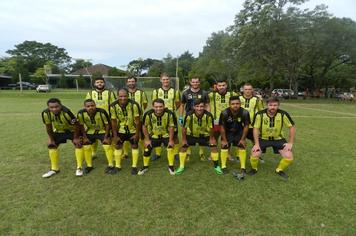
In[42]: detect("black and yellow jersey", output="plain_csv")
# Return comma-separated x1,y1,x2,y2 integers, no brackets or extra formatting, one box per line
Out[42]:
143,108,175,139
181,88,209,113
86,89,117,113
128,89,148,111
152,87,181,111
219,107,250,134
110,99,141,134
77,108,109,134
239,95,263,128
183,111,214,138
41,106,77,133
209,91,239,123
253,109,294,140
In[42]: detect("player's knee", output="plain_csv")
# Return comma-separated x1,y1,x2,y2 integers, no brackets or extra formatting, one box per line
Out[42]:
131,144,138,149
283,151,293,160
221,144,229,149
211,147,217,152
252,150,261,157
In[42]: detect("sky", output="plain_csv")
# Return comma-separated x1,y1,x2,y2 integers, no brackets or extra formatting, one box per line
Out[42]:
0,0,355,68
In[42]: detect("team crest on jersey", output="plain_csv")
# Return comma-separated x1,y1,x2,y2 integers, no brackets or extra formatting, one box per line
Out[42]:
263,118,269,125
227,116,233,122
188,94,193,99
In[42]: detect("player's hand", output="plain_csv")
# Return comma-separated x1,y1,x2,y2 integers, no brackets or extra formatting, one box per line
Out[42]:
252,144,261,153
179,116,184,125
238,139,246,149
283,143,293,151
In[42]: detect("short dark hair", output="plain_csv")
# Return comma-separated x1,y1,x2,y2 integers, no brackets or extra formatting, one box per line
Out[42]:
84,98,95,105
127,75,137,82
193,98,204,106
217,79,227,84
243,83,253,88
229,96,240,103
117,87,129,94
47,98,61,106
94,77,105,82
267,97,280,104
152,98,165,106
190,76,200,81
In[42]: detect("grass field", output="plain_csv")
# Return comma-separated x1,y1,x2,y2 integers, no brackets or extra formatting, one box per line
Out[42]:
0,90,356,235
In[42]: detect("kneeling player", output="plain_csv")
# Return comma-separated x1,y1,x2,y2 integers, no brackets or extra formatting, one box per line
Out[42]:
77,99,113,174
139,99,176,175
175,99,221,175
110,88,141,175
41,98,84,178
249,97,296,180
220,96,250,176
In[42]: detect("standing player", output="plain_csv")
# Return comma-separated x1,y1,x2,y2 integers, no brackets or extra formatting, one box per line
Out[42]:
249,98,296,180
239,83,264,162
151,73,181,159
175,99,221,175
110,88,141,175
77,99,113,174
179,76,209,160
124,75,148,157
85,77,116,158
41,98,84,178
139,99,176,175
219,96,250,176
208,79,239,139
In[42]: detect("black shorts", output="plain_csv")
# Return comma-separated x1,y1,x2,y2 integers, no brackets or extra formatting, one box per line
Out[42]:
246,128,254,141
151,137,170,148
86,134,106,144
226,133,244,148
186,135,210,147
53,132,74,146
259,138,287,154
116,133,138,145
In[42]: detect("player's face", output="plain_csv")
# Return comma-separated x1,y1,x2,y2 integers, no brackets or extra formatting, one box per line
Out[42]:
85,102,96,114
243,85,253,97
94,80,105,90
48,102,62,115
267,102,279,114
217,82,227,94
194,103,205,116
153,102,165,116
230,99,241,112
118,90,128,105
190,78,200,89
160,76,170,88
126,78,136,89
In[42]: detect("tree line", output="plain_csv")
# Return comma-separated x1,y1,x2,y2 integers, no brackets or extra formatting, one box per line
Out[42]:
1,0,356,93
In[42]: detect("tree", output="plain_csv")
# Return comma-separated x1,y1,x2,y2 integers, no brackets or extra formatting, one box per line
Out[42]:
70,59,93,73
6,40,71,73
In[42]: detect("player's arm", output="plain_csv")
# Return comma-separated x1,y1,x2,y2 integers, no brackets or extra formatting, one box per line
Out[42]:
209,114,217,145
239,112,250,148
101,111,111,144
45,124,56,147
132,116,141,142
284,114,296,151
168,113,175,147
142,113,151,147
181,115,188,146
206,92,212,112
252,114,261,152
175,90,181,110
142,91,148,110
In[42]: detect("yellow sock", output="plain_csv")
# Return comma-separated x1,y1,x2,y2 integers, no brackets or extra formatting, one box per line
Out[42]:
238,148,247,169
143,155,150,167
276,158,293,172
179,152,187,168
123,141,130,156
83,145,92,167
91,140,98,156
155,146,162,156
132,149,139,168
48,149,59,171
250,156,259,170
103,145,114,167
114,149,123,168
75,148,84,169
199,146,204,156
211,152,219,161
187,147,191,155
220,149,228,168
174,144,179,156
167,148,174,166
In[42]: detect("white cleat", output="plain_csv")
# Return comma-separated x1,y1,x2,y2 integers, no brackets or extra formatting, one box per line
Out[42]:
168,167,175,175
76,168,83,177
42,170,59,178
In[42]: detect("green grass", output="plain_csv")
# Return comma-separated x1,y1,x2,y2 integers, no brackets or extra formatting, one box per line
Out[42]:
0,90,356,235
